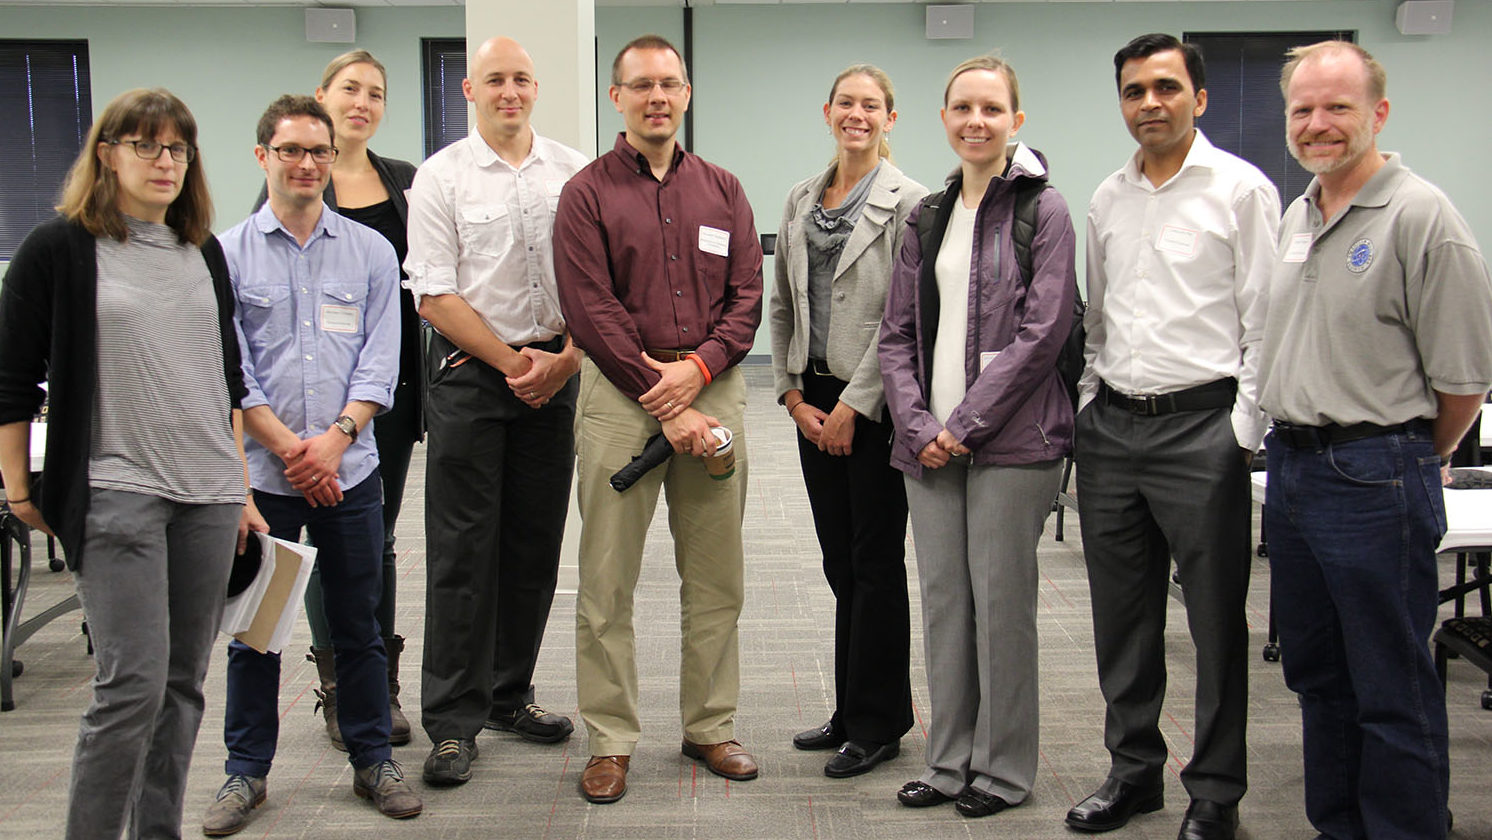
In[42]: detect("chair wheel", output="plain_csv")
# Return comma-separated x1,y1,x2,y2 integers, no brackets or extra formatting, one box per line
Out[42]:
1256,543,1268,558
1481,690,1492,711
10,659,21,677
48,557,64,572
1263,644,1280,663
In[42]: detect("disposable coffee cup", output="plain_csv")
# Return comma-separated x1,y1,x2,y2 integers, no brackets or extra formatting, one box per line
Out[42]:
702,426,735,480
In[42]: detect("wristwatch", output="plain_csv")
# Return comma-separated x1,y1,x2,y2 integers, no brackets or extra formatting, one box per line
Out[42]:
332,415,358,442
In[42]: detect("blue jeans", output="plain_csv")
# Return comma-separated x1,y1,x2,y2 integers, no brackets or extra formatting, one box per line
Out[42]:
1264,425,1449,840
223,474,391,775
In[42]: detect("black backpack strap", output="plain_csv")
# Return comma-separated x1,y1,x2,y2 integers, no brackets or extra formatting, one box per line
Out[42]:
1010,178,1044,287
914,185,958,394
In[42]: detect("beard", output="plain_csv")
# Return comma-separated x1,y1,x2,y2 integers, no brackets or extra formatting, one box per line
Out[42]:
1288,115,1374,176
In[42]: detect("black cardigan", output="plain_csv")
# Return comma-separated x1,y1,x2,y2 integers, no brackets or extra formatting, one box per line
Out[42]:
0,217,247,570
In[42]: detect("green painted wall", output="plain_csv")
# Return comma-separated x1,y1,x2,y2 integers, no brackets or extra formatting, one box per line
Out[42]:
2,0,1488,359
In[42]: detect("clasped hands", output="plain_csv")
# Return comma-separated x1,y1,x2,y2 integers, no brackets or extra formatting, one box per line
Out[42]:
917,428,970,469
505,346,581,410
279,429,351,507
638,354,722,456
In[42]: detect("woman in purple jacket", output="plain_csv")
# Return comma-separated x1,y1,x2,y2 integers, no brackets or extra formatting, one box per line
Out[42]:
877,56,1076,819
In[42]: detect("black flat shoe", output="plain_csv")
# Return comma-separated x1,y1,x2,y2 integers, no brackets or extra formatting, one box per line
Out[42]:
955,788,1013,818
1065,777,1165,832
1177,800,1238,840
792,720,842,751
823,741,898,778
897,780,957,807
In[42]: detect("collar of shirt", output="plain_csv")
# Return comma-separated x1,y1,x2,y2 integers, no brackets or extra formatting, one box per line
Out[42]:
251,200,339,244
469,128,548,172
1120,128,1220,190
609,132,685,181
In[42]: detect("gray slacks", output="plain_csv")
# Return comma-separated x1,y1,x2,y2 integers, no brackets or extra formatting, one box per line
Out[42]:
905,458,1061,804
1073,399,1251,805
67,489,240,840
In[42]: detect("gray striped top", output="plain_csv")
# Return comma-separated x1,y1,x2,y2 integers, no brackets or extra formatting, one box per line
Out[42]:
89,217,244,504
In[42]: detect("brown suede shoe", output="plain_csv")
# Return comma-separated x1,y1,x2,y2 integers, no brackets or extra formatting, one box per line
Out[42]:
681,739,759,781
579,755,629,804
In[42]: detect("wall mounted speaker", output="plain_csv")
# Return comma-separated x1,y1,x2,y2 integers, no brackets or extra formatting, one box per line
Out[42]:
1396,1,1453,35
926,5,974,41
306,8,356,44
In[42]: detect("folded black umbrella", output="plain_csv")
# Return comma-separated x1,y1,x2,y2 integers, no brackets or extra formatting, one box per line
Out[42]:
609,433,675,492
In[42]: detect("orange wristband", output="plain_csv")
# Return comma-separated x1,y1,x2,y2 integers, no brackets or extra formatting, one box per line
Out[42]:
688,353,713,385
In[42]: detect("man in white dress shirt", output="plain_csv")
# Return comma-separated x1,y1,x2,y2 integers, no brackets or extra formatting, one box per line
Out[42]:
1065,33,1280,840
402,35,589,786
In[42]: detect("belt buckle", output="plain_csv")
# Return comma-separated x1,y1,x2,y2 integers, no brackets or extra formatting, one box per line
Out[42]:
1128,394,1160,416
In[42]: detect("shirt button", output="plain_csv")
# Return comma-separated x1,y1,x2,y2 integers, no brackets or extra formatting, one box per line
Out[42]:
305,354,314,361
303,320,311,327
307,389,315,396
300,288,309,294
676,290,682,297
670,255,678,261
681,327,689,334
344,293,353,301
665,218,672,224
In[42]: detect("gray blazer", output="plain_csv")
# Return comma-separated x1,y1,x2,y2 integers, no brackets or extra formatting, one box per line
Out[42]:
770,160,928,419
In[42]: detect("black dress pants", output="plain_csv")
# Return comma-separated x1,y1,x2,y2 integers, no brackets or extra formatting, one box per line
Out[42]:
420,332,576,741
797,372,913,744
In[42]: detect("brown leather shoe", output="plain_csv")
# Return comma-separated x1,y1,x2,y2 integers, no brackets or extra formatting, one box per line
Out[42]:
681,739,759,781
579,755,629,803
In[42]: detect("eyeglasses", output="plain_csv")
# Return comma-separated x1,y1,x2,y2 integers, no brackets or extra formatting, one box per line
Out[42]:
261,143,339,164
109,139,196,163
621,78,686,96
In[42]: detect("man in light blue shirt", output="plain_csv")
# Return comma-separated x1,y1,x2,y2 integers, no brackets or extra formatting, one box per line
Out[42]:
203,95,418,835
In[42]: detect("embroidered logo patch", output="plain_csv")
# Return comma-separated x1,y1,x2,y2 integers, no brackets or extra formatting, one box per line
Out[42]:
1347,238,1374,274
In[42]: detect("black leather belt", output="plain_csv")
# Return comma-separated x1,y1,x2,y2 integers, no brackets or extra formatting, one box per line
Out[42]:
807,358,834,377
1270,420,1419,448
1098,378,1236,416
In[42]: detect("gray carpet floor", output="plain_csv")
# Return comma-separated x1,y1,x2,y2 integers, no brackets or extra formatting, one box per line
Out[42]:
2,365,1489,839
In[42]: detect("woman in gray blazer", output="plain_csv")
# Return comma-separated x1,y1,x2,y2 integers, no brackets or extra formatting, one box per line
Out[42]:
769,64,928,780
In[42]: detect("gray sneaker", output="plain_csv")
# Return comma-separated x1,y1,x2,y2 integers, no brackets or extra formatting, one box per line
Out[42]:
202,774,266,836
353,759,423,819
421,738,478,786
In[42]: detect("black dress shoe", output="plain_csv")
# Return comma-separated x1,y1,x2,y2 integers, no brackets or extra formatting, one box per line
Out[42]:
955,788,1013,818
897,780,957,808
823,740,898,778
1177,800,1238,840
792,720,842,751
1065,776,1165,832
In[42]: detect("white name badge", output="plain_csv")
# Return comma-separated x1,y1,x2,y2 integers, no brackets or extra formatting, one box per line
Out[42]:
980,351,1000,372
321,304,359,333
1282,232,1313,263
698,225,730,257
1156,225,1199,257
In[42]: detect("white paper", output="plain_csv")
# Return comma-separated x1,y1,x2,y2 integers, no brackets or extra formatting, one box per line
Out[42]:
1282,233,1313,263
698,225,730,257
321,304,359,333
219,535,316,654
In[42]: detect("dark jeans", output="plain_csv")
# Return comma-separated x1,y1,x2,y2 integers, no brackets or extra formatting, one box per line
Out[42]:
303,378,418,648
797,373,912,743
224,474,391,775
420,333,575,742
1264,425,1449,840
1074,398,1251,805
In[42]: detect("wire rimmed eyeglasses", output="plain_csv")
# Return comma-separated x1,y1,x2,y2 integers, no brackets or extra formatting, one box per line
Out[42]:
620,78,687,95
108,139,196,163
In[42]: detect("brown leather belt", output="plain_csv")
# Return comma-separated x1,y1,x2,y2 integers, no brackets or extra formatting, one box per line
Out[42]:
645,348,694,363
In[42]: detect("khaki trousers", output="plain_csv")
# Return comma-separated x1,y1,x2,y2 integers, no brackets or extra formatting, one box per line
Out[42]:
573,359,748,756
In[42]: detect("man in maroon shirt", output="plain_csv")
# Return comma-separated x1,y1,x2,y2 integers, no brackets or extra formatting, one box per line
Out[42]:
553,34,763,805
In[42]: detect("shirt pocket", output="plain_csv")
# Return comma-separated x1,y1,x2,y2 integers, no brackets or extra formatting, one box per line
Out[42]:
320,282,368,338
236,283,292,340
458,203,514,260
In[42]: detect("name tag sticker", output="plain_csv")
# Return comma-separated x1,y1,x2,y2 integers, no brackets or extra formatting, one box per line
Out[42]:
321,304,359,334
698,225,730,257
980,351,1000,372
1156,225,1199,256
1283,232,1313,263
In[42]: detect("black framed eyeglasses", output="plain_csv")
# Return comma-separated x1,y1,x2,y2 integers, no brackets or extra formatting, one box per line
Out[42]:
261,143,339,164
109,139,196,163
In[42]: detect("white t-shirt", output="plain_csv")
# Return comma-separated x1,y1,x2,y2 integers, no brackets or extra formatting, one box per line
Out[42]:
930,198,978,425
